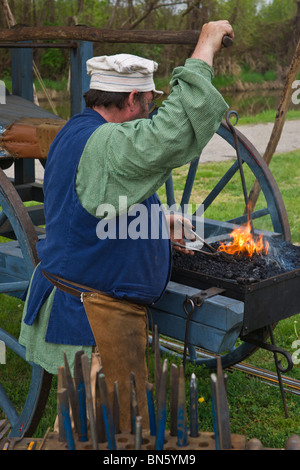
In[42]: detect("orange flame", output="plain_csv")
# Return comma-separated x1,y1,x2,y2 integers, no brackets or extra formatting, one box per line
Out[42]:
217,221,269,257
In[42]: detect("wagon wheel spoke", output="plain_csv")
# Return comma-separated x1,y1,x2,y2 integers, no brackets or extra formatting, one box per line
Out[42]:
0,329,52,437
0,380,19,427
198,159,240,211
0,210,9,232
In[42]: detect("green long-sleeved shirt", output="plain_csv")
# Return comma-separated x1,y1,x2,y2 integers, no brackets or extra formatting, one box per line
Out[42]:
19,58,228,375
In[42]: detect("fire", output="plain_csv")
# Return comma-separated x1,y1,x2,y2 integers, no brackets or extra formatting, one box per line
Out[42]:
217,221,269,257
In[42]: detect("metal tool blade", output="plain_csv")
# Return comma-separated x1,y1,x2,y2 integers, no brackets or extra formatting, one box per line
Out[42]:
81,353,98,450
98,373,117,450
57,388,76,450
155,358,168,450
146,382,156,436
177,364,188,447
189,373,199,437
63,351,80,436
170,364,178,436
130,372,139,435
95,367,106,443
74,350,87,442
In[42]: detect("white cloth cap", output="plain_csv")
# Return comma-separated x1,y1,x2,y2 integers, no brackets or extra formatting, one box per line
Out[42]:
86,53,163,98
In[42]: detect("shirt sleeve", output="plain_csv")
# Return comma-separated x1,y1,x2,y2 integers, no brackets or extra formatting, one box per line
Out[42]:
76,58,229,217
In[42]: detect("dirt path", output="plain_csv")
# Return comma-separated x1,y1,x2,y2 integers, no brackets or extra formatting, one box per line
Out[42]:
200,119,300,163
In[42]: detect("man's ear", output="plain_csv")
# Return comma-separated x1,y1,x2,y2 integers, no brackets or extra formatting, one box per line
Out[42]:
127,90,138,110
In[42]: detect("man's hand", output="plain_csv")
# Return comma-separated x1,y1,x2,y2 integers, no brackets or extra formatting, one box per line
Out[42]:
191,20,234,66
166,214,196,255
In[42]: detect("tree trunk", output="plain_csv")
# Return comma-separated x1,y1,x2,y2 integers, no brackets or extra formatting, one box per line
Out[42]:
0,0,16,27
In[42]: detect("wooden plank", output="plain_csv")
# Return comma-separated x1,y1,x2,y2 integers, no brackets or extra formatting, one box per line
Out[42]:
11,44,33,102
152,281,244,329
70,41,93,116
149,308,242,354
149,281,244,354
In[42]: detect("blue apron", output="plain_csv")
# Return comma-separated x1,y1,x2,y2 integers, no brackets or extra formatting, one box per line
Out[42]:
24,108,172,345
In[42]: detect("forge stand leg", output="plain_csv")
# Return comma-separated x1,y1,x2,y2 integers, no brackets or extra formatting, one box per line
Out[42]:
268,325,289,419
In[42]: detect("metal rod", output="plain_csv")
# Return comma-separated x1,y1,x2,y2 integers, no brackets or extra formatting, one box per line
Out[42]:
74,350,88,442
134,416,143,450
113,381,121,435
169,364,179,437
95,368,106,443
216,356,232,450
154,324,162,411
146,382,156,436
171,241,216,255
57,388,76,450
98,373,117,450
268,325,289,418
63,352,80,436
155,358,168,450
225,110,254,235
130,372,139,435
177,365,188,447
189,373,199,437
81,353,98,450
177,219,217,253
0,42,77,48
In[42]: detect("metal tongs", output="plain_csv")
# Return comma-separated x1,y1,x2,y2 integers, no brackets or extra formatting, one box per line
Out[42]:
172,219,234,261
172,220,220,257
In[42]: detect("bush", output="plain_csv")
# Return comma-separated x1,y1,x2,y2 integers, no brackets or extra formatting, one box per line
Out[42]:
39,49,67,80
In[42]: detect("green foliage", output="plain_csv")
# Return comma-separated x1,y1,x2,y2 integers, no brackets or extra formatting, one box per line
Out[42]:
241,67,265,84
1,0,299,80
263,69,277,81
77,0,111,26
212,74,236,89
39,48,66,79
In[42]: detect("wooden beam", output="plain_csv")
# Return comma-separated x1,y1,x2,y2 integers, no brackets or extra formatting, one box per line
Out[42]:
0,25,200,45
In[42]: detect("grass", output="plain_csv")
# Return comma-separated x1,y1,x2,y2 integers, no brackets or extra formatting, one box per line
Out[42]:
0,149,300,447
212,67,279,90
237,109,300,126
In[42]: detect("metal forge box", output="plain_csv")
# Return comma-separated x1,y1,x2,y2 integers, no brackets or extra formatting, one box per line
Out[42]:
149,237,300,355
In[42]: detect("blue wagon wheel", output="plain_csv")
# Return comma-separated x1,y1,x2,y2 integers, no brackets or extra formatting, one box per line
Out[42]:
0,168,52,437
162,118,291,369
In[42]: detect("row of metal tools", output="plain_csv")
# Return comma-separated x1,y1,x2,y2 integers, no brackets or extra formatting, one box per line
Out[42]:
55,351,237,451
1,325,300,450
53,326,300,451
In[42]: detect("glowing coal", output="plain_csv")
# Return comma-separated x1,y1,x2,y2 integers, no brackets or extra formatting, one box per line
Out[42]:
173,237,300,284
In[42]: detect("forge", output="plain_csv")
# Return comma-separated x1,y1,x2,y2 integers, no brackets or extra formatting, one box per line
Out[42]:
172,236,300,336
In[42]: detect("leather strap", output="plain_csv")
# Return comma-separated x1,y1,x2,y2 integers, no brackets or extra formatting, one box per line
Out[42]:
42,270,103,298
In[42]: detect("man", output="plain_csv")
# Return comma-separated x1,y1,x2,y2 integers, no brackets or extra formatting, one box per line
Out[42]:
19,20,233,431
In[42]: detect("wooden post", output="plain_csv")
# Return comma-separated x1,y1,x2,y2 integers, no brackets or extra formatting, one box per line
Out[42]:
11,42,33,102
11,42,35,184
70,40,93,116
